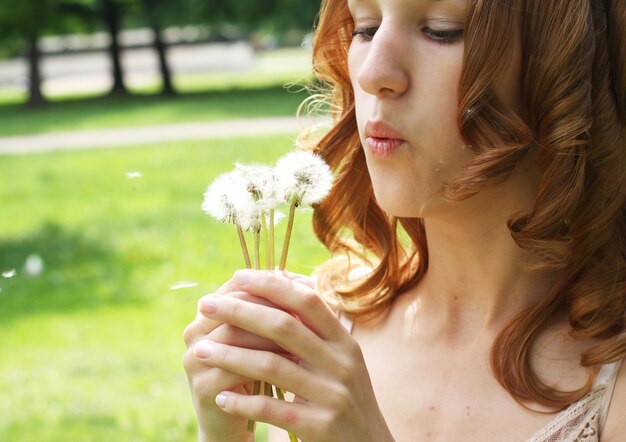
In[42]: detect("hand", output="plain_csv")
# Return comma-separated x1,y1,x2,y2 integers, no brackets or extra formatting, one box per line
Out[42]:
182,272,313,442
194,269,395,442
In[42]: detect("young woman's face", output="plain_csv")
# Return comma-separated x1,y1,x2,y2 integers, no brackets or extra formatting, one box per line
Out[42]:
348,0,519,218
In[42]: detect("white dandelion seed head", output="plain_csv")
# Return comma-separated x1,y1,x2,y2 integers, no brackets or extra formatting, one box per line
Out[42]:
275,151,333,206
2,269,16,278
235,197,263,231
127,171,142,179
201,169,261,230
202,170,251,224
235,163,281,211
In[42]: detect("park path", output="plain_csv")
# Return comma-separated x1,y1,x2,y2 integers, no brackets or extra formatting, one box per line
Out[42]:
0,116,323,155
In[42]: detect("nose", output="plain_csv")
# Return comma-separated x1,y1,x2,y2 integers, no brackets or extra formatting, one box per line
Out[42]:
356,27,410,97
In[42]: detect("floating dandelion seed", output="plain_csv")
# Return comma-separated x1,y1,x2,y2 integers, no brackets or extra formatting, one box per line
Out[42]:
24,254,44,277
169,281,199,290
127,171,142,179
2,269,16,278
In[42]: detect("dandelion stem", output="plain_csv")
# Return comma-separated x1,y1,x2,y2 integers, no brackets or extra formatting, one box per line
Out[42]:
269,208,275,269
247,380,262,432
236,223,252,269
264,381,273,397
261,215,270,270
253,228,261,271
279,201,297,271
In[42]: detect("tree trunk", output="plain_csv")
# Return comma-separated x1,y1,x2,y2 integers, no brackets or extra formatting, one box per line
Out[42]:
151,24,176,95
102,0,127,95
27,35,46,107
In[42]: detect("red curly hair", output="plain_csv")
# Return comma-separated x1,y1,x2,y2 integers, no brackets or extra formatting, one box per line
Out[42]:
306,0,626,410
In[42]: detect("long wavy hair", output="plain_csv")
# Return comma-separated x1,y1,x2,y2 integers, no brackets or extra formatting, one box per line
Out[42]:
306,0,626,410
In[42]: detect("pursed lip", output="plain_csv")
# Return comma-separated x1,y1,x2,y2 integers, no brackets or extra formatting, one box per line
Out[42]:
364,120,407,158
365,120,406,141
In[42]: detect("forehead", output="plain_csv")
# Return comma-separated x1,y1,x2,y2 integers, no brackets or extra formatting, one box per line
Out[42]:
347,0,467,13
348,0,465,5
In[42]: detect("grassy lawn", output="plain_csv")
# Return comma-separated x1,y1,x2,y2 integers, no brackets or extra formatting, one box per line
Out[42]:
0,135,330,441
0,48,314,138
0,86,312,138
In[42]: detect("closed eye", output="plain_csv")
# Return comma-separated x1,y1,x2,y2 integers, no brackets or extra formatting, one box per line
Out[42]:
351,27,378,42
423,28,464,44
352,26,463,45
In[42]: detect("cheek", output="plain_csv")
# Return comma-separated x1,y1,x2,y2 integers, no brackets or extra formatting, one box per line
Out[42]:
347,45,362,92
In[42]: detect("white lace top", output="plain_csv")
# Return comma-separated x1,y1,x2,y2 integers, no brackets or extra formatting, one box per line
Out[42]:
525,360,622,442
337,315,623,442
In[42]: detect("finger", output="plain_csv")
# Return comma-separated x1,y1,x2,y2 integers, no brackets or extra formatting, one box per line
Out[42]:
183,311,221,348
282,271,316,289
183,349,255,406
198,290,285,313
198,295,329,368
188,290,285,347
193,341,321,401
214,391,316,437
210,323,287,353
213,274,247,295
232,270,346,341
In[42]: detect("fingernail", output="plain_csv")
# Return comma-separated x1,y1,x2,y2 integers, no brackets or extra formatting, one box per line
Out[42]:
234,269,254,286
193,341,213,359
198,298,218,314
215,393,227,408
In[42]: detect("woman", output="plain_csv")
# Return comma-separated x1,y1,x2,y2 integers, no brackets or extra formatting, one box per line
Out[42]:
183,0,626,440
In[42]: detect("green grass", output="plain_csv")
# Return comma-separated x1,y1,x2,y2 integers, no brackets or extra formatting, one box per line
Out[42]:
0,47,314,137
0,85,312,138
0,135,330,441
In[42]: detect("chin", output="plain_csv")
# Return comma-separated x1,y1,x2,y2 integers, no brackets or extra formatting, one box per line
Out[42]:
372,189,423,218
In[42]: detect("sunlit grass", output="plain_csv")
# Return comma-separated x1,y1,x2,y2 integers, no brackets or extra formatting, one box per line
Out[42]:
0,86,311,138
0,135,329,441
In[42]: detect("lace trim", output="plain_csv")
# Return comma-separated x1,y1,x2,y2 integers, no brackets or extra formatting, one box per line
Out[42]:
525,386,605,442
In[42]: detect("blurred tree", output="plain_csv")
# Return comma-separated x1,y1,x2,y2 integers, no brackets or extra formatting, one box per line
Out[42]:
0,0,54,106
187,0,320,42
0,0,319,105
100,0,128,95
52,0,175,96
140,0,176,95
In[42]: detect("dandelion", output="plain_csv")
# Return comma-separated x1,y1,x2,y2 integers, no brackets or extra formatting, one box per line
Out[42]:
235,163,283,269
275,151,333,270
200,150,332,442
2,269,16,278
202,169,255,269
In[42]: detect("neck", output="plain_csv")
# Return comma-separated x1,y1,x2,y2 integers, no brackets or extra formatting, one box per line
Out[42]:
407,164,561,341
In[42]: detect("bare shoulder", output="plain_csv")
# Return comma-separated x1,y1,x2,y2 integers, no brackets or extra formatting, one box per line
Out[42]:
602,357,626,441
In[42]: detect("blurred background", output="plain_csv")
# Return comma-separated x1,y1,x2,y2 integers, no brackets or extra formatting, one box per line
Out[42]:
0,0,330,440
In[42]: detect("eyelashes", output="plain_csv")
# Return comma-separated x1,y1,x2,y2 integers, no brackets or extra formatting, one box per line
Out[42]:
425,28,464,44
351,27,464,45
351,27,378,41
